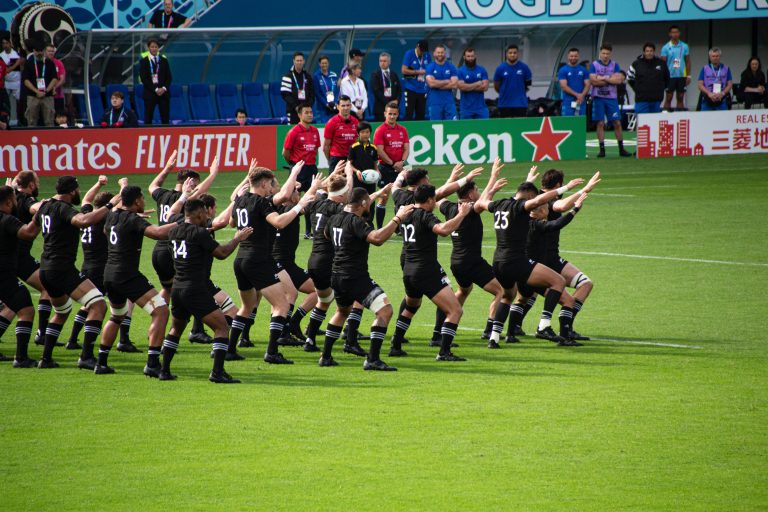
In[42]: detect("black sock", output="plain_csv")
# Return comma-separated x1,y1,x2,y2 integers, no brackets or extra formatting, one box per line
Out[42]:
397,299,406,317
304,211,312,235
161,334,180,372
618,140,625,150
507,304,524,337
0,316,11,341
599,141,605,150
41,322,62,361
147,346,161,368
97,344,111,366
368,325,386,362
15,320,32,360
482,317,493,336
522,296,536,318
81,319,102,361
68,309,87,343
267,315,286,355
375,204,386,229
573,299,584,321
322,323,342,359
241,309,256,341
211,337,228,373
119,315,132,344
345,308,363,345
432,308,446,341
391,314,412,350
491,302,510,341
440,322,458,355
304,307,326,346
559,307,574,338
228,315,247,353
191,316,205,335
289,307,307,333
542,289,561,327
37,299,52,338
280,304,294,338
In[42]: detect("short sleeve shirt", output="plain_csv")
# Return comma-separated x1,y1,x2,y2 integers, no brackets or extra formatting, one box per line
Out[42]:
348,141,378,171
425,61,458,106
80,203,108,271
402,207,441,274
103,209,151,282
327,211,373,276
557,64,589,101
233,193,277,262
36,199,80,271
169,222,220,288
487,197,530,263
457,64,489,112
661,41,689,78
323,114,359,158
439,201,483,265
493,61,532,108
149,10,187,28
284,124,320,165
402,49,432,93
373,123,409,163
0,211,23,275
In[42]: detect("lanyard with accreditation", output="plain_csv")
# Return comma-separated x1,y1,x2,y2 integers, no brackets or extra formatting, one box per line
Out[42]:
319,74,334,104
34,60,46,91
293,71,306,100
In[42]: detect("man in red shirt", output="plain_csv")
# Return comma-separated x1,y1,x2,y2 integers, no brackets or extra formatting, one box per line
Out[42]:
282,103,320,237
374,101,410,186
323,95,359,172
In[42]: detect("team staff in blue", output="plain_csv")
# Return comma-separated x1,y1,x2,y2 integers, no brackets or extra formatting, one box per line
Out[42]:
401,40,432,121
589,43,632,158
457,48,489,119
661,25,691,111
557,48,590,117
313,55,338,124
493,45,532,118
425,44,458,121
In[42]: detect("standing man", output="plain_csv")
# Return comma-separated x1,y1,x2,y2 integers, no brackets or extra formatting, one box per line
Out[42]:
661,25,691,111
45,45,65,113
628,43,670,114
139,39,172,125
148,0,191,29
281,52,314,125
697,48,733,112
313,55,338,123
457,47,489,119
493,44,531,118
282,103,320,238
323,95,359,172
557,48,590,117
371,52,401,121
589,44,632,158
401,40,431,121
425,44,458,121
22,40,58,127
374,101,409,188
1,37,23,124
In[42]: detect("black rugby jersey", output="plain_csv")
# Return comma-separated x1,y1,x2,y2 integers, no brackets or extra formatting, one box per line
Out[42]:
401,207,441,275
103,209,151,281
232,192,277,262
487,197,530,263
326,211,373,276
79,204,108,271
36,199,80,270
439,200,484,265
168,222,219,288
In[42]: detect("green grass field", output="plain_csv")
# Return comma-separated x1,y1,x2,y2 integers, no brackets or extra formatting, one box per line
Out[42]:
2,141,767,510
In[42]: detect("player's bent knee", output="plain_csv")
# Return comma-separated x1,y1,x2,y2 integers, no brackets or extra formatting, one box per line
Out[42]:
53,298,73,315
570,272,592,289
318,290,335,304
110,302,130,316
142,294,168,315
368,291,389,315
78,288,105,310
218,295,234,312
108,315,124,324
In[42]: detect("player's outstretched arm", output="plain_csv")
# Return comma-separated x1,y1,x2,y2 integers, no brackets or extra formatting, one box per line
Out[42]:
82,175,108,206
368,204,414,246
169,177,197,216
524,178,583,212
474,160,507,212
188,156,220,200
71,194,122,228
273,159,304,206
433,201,473,236
213,226,253,260
542,192,588,232
553,171,600,212
148,149,178,195
266,185,316,230
436,166,482,200
369,183,392,203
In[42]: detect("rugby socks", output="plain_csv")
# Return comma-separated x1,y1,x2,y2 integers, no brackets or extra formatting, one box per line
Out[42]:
97,344,111,366
15,320,32,360
146,346,161,368
482,317,493,338
558,307,574,338
321,323,342,359
228,315,247,353
538,289,561,331
375,204,386,229
161,334,180,372
119,315,132,344
41,322,62,361
345,308,363,345
391,314,412,351
490,302,510,343
211,337,228,373
241,309,257,341
0,316,11,340
304,307,326,346
37,299,52,341
432,308,446,342
267,316,286,355
68,309,87,343
368,325,386,362
280,304,294,338
507,303,525,337
397,299,407,317
439,322,458,356
225,315,233,327
522,296,536,319
289,307,307,333
572,299,584,321
81,320,102,361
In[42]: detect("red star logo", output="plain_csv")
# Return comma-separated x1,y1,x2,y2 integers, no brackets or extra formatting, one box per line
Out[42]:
521,117,572,161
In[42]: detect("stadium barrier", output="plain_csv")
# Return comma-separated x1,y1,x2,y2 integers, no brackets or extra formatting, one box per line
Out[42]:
0,117,586,176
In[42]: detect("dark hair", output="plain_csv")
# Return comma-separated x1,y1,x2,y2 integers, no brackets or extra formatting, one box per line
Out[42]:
0,185,15,204
121,185,143,207
249,169,275,187
295,102,312,114
517,182,539,196
413,184,436,203
600,43,613,52
457,181,476,199
405,169,428,186
184,199,205,215
293,51,304,59
643,42,656,51
434,44,446,51
357,122,372,133
235,108,247,117
199,193,216,209
111,90,124,100
463,47,475,55
385,101,399,111
147,39,160,48
668,25,680,32
55,110,68,119
568,47,579,54
745,56,763,75
56,176,79,195
506,44,518,52
176,169,200,183
338,95,352,103
348,187,369,206
541,169,564,189
94,191,114,208
28,39,45,52
16,170,37,188
318,55,329,63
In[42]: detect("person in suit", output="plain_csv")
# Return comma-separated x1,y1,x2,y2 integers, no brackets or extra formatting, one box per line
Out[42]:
371,52,401,121
139,39,172,124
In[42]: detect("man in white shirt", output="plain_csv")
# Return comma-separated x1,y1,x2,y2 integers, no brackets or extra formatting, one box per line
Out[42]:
1,37,23,123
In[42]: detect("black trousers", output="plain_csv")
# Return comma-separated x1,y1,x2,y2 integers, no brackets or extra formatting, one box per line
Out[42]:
405,90,426,121
144,92,170,124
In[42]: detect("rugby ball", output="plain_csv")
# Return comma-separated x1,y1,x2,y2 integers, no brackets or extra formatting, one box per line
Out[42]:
361,169,380,185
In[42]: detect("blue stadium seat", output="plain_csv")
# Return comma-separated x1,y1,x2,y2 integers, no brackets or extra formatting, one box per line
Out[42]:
366,87,376,121
268,81,286,118
168,84,189,124
105,83,131,111
134,84,162,124
215,83,242,121
87,84,104,125
242,82,271,119
188,83,218,122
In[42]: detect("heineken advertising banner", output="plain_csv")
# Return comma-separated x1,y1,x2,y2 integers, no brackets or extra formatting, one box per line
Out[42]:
277,116,586,170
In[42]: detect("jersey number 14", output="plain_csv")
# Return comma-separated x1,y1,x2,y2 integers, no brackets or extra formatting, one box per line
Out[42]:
172,240,188,259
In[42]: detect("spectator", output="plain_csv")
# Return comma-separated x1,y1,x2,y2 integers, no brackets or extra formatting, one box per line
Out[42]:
1,36,22,124
22,40,58,127
234,108,248,126
139,39,172,124
401,40,431,120
371,52,401,121
697,47,733,112
339,48,365,83
281,51,314,125
493,44,532,118
589,43,631,158
100,90,138,128
661,25,691,111
557,47,590,117
339,63,367,121
313,55,338,123
0,56,8,125
55,110,82,128
282,103,320,238
627,43,670,114
457,47,489,119
323,95,359,172
45,44,65,113
148,0,191,29
425,44,458,120
740,57,767,109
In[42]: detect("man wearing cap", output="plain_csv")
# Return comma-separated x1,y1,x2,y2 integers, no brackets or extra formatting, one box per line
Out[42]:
401,40,432,121
340,49,365,84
